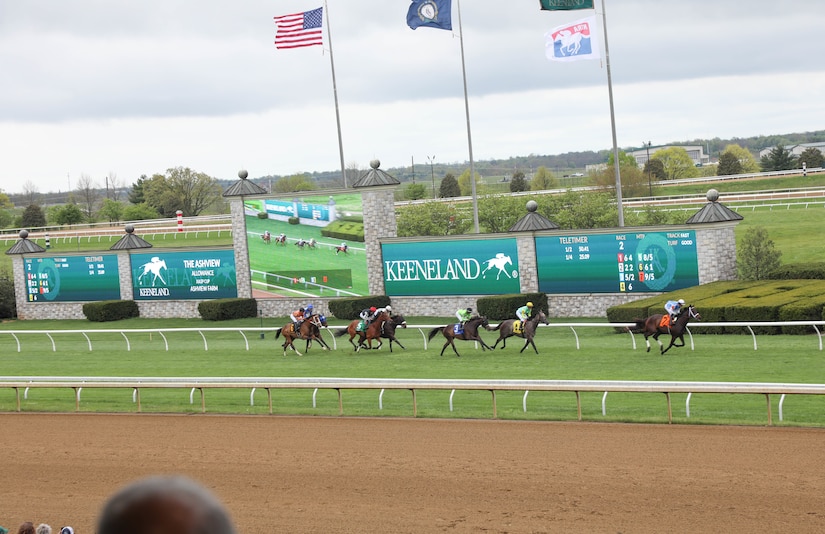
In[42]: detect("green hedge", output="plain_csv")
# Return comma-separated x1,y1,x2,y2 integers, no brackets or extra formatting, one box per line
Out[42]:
198,298,258,321
476,293,547,320
321,220,365,243
607,280,825,334
83,300,139,322
328,295,391,319
769,262,825,280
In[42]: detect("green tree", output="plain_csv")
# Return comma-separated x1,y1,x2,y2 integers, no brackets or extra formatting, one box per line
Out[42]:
591,163,648,198
53,203,85,226
273,173,316,193
144,167,222,217
0,189,13,209
547,191,617,229
122,202,161,221
797,147,824,169
128,175,148,204
722,144,759,173
738,226,782,280
396,201,472,236
404,183,427,200
0,210,13,230
760,146,796,171
98,199,125,223
477,195,525,233
0,266,16,319
717,151,743,176
439,173,460,198
457,169,482,196
643,158,666,181
21,204,46,228
530,166,559,191
509,171,527,192
652,147,699,180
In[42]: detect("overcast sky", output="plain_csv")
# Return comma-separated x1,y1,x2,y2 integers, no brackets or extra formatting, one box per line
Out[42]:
1,0,823,194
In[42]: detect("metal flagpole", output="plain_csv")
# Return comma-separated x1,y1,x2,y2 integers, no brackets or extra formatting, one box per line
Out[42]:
323,0,348,187
456,0,479,233
601,0,624,227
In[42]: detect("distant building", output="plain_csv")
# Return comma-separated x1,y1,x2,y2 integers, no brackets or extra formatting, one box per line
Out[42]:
627,145,709,167
758,142,825,159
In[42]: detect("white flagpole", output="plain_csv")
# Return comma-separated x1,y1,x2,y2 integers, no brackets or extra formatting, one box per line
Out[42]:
600,0,624,227
456,0,479,233
323,0,348,187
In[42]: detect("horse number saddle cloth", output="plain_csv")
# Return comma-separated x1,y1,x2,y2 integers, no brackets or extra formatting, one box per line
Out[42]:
357,320,366,332
513,320,523,335
659,315,671,328
453,324,464,335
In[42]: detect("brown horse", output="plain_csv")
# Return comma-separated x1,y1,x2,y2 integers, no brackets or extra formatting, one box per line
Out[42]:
275,313,330,356
381,314,408,352
427,316,492,357
632,305,701,355
334,312,390,351
490,310,549,354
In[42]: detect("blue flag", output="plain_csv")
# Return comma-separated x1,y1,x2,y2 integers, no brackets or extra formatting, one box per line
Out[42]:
407,0,452,31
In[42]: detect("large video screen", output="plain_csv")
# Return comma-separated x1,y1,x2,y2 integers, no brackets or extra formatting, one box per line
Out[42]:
244,193,369,298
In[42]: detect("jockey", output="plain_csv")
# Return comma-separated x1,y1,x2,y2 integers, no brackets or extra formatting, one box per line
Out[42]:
373,304,391,318
456,307,473,325
304,303,314,318
360,306,378,328
515,302,533,322
664,299,685,324
291,307,305,329
336,242,348,255
263,230,271,240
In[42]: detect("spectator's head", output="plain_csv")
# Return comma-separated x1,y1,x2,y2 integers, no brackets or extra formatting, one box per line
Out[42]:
59,529,73,534
35,525,51,534
17,523,35,534
97,476,236,534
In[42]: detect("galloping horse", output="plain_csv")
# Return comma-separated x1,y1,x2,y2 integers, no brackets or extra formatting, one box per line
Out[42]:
490,310,549,354
274,233,287,246
334,312,390,351
295,238,316,249
334,244,348,255
632,305,701,355
427,316,492,357
381,314,408,352
261,231,271,244
275,313,330,356
481,253,513,280
137,257,167,286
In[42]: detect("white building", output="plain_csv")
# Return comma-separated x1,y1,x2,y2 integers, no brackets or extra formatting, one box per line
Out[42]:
758,142,825,159
628,145,709,167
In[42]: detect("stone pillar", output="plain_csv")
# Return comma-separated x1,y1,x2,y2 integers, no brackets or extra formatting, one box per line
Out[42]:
229,198,253,298
360,187,398,295
695,222,738,283
515,235,538,293
118,252,134,300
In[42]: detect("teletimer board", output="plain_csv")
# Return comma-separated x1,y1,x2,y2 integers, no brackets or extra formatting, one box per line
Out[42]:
536,231,699,293
24,255,121,302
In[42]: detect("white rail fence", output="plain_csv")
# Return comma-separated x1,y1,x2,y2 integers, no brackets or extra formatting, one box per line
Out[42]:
1,321,823,353
0,376,823,425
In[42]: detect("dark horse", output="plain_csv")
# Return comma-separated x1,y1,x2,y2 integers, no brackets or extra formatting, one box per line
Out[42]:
427,316,492,357
334,312,391,351
490,310,549,354
632,305,701,355
275,313,330,356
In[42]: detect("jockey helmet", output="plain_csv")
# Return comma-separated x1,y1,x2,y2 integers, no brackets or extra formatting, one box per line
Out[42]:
299,307,304,312
370,306,377,313
306,304,314,310
466,307,472,312
526,302,533,308
385,305,392,312
678,299,685,305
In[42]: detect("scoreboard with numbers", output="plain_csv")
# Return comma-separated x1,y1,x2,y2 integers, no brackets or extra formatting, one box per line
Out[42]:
24,254,121,302
536,231,699,293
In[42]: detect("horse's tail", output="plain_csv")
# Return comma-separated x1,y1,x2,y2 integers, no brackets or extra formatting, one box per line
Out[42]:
333,328,348,338
631,319,645,333
427,327,443,341
489,322,502,331
274,328,282,339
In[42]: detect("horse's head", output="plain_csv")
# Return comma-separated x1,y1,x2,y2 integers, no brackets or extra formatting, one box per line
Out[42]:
391,315,407,328
686,305,701,321
537,310,549,325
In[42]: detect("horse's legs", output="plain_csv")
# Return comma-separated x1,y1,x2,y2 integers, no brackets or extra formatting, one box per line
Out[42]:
441,339,460,357
644,334,652,352
520,338,538,354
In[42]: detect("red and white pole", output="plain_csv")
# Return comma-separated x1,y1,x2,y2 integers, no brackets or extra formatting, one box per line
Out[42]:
176,210,183,232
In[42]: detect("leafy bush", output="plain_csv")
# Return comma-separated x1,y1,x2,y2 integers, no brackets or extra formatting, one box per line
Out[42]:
288,217,299,225
257,212,268,219
198,298,258,321
768,262,825,280
0,267,16,319
328,295,391,319
321,220,365,242
83,300,139,322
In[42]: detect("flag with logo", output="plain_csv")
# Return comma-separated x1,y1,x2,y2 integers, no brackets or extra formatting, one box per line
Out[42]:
539,0,594,10
407,0,452,31
274,7,324,49
545,15,599,62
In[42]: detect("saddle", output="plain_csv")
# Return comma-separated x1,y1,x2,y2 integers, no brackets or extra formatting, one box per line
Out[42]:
453,324,464,335
513,320,523,335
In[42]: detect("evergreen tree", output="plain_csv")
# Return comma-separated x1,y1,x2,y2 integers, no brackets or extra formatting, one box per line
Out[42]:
21,204,46,228
797,147,824,169
439,173,460,198
717,151,743,176
760,146,796,171
509,171,527,192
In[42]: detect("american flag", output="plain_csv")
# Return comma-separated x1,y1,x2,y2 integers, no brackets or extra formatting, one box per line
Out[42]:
274,7,323,49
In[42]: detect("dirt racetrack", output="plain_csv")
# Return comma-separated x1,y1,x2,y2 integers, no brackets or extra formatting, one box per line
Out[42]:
2,413,824,533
